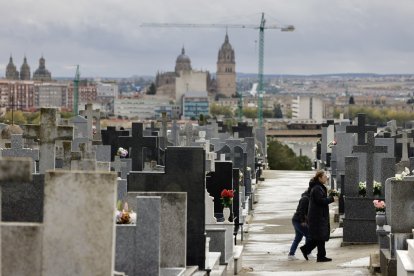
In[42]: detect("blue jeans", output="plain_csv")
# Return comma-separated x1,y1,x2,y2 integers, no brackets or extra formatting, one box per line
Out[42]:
289,219,309,255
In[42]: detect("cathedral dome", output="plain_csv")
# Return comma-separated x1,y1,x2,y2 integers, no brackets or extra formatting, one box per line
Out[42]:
33,56,52,81
175,47,192,73
1,124,23,139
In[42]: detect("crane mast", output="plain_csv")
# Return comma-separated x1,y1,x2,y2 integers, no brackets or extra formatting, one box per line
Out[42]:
73,65,80,115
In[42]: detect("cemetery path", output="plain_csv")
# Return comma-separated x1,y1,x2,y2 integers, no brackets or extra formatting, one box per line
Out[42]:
236,170,377,276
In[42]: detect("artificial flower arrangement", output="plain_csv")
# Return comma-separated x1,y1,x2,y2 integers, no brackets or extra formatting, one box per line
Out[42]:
115,201,137,224
395,167,413,180
358,181,382,197
220,189,234,208
328,140,337,148
328,189,340,197
373,199,386,213
117,147,128,158
358,181,367,197
373,181,382,196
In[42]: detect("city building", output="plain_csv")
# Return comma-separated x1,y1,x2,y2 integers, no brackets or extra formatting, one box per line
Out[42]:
216,33,236,97
114,96,172,119
96,81,118,114
0,80,35,110
291,96,324,122
67,80,97,111
182,91,209,119
34,82,67,108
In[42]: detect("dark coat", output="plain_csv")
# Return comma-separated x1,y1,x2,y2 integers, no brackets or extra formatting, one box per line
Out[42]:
308,179,334,241
292,191,310,223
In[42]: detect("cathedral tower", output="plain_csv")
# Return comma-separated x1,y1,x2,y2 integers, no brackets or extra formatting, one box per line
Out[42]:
216,33,236,97
20,56,31,80
5,55,19,80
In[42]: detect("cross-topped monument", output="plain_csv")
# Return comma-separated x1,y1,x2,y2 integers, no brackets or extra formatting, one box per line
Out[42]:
22,108,73,174
157,112,171,149
118,123,158,171
171,120,180,146
79,103,101,140
111,156,129,179
353,131,387,197
346,113,377,145
396,130,414,162
184,122,193,146
1,134,39,173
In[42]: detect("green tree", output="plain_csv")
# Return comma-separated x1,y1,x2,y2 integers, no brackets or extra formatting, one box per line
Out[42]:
210,103,233,117
2,111,27,125
146,83,157,95
273,104,283,118
243,107,257,119
349,95,355,104
267,140,312,170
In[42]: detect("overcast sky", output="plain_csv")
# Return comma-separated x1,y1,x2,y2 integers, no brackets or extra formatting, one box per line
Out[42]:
1,0,414,78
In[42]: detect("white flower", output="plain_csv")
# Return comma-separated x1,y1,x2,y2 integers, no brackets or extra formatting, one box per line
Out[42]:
395,174,403,181
247,167,251,171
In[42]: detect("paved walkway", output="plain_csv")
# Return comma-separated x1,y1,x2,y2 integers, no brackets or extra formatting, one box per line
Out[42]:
237,170,377,275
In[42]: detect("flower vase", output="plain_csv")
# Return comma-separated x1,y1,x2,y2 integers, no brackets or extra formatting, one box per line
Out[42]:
223,207,231,223
375,212,386,230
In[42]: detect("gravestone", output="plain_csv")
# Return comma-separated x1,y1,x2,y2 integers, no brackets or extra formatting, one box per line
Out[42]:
396,130,414,162
70,115,88,138
1,134,39,173
22,108,73,174
115,196,161,276
206,161,234,220
111,156,131,179
343,132,388,243
128,147,206,269
42,170,117,275
127,192,187,268
184,122,193,146
79,103,101,140
95,144,111,162
118,123,158,171
346,113,377,145
101,126,130,161
171,120,180,146
232,122,253,138
386,120,397,137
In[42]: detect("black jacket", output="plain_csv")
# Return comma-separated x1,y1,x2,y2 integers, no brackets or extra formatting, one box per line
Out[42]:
308,179,334,241
292,191,310,223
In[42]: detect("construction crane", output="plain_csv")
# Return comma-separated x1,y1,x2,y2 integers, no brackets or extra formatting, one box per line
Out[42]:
73,65,80,115
141,12,294,127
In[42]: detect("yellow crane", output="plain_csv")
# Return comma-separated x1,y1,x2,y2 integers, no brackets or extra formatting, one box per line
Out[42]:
141,12,294,127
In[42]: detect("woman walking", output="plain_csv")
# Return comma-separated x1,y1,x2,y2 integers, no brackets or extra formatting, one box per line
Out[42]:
300,170,336,262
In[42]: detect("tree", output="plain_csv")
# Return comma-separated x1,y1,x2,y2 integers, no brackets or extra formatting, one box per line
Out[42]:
1,111,27,125
267,140,312,170
349,95,355,105
210,103,233,117
273,104,283,118
146,83,157,95
243,107,257,119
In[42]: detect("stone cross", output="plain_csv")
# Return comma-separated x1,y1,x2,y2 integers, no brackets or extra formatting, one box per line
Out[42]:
185,122,193,146
80,103,101,140
171,120,180,146
352,131,388,197
22,108,73,174
157,112,171,149
1,134,39,173
396,130,414,161
387,120,398,137
111,156,128,179
118,123,158,171
346,113,377,145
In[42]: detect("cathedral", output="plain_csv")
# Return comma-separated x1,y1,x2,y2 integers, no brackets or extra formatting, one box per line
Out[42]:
155,33,236,100
5,55,52,81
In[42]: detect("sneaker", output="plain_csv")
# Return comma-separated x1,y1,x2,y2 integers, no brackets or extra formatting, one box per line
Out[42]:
308,253,316,259
317,257,332,262
299,246,308,260
288,255,298,261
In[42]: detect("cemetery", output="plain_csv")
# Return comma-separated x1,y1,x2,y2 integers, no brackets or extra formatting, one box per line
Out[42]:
2,105,414,276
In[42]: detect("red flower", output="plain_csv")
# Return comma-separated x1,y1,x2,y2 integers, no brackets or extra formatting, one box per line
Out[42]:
221,189,234,198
